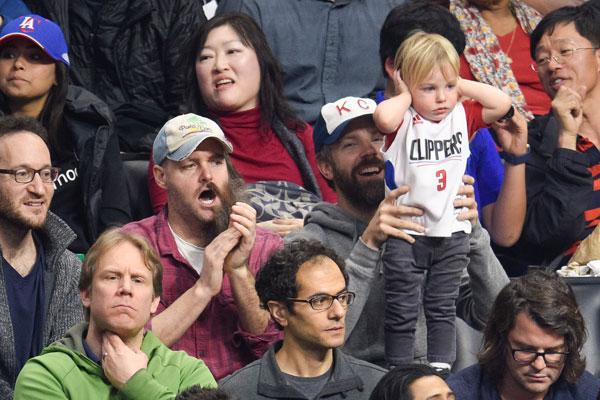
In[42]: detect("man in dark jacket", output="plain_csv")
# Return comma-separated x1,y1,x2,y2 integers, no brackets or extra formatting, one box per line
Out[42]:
496,2,600,274
0,116,83,398
447,271,600,400
220,239,387,400
25,0,207,152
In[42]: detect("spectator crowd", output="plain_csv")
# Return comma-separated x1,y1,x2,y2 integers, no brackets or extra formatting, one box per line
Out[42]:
1,0,600,399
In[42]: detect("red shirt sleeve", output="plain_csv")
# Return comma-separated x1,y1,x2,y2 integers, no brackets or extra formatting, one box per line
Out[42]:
462,99,486,140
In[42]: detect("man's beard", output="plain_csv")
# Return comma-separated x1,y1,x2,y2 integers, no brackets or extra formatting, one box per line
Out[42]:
201,176,246,242
0,188,47,231
331,155,385,211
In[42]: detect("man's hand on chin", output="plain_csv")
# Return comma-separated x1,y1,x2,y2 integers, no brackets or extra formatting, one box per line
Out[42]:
101,332,149,389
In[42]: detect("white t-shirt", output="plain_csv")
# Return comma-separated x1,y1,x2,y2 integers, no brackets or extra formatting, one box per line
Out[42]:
169,223,205,275
382,104,472,237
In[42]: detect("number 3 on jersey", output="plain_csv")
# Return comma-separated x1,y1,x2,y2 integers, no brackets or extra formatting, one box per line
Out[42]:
436,169,447,191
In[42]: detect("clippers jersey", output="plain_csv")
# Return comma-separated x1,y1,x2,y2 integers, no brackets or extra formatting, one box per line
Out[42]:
383,104,472,237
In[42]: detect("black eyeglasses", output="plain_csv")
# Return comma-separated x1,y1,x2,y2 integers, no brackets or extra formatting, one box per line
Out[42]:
510,348,569,366
0,167,60,183
288,291,356,311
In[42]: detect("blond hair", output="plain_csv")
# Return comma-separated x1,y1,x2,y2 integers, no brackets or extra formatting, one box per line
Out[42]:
79,229,163,298
394,31,459,88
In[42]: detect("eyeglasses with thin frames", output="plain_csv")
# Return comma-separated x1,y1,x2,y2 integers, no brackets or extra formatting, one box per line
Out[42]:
531,47,599,71
510,347,569,366
288,291,356,311
0,167,60,183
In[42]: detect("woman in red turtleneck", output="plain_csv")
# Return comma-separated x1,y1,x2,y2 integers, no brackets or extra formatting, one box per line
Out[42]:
148,13,335,235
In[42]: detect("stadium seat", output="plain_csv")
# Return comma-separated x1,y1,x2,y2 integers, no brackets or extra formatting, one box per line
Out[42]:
122,154,153,221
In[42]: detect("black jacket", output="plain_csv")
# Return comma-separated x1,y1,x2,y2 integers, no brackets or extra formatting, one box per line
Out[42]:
496,114,593,274
26,0,207,151
62,85,131,251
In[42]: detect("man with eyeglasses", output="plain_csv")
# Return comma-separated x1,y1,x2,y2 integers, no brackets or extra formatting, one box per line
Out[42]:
0,115,83,398
496,2,600,273
220,239,387,400
448,271,600,399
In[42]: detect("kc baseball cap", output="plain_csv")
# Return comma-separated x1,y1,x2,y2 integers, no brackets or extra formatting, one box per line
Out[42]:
313,96,377,153
153,113,233,165
0,14,70,67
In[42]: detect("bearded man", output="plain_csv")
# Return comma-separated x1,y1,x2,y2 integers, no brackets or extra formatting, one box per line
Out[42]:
122,114,282,380
0,116,83,398
287,97,509,367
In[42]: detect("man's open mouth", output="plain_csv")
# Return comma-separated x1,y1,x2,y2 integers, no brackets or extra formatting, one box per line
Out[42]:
199,188,217,205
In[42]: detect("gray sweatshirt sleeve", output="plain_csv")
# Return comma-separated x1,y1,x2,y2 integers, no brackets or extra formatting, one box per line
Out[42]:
457,223,509,330
344,239,381,338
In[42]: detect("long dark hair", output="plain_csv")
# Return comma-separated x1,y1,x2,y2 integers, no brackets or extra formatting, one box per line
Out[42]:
0,60,68,158
184,12,303,133
479,271,587,384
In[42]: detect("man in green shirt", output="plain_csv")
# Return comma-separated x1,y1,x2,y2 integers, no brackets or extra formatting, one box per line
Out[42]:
14,229,217,399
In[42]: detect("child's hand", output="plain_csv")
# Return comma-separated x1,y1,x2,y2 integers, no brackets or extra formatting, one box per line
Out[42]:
393,70,410,97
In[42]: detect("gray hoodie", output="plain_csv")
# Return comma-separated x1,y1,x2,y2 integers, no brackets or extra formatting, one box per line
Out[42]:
287,202,509,366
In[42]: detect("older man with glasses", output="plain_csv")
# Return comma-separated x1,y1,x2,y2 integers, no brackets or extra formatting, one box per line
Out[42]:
0,115,83,398
219,239,387,400
448,271,600,399
497,2,600,274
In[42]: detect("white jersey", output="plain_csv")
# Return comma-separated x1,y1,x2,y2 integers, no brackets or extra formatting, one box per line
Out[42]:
383,104,472,237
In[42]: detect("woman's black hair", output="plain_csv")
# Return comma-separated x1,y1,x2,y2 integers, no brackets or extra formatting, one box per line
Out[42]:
369,364,445,400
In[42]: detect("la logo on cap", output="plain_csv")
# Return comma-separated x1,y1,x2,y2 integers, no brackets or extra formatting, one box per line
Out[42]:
19,16,36,33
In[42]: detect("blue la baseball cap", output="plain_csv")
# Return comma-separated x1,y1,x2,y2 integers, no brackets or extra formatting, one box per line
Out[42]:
313,96,377,153
0,15,69,67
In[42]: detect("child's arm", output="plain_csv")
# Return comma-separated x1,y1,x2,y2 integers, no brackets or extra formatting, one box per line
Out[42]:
374,71,412,134
457,78,512,124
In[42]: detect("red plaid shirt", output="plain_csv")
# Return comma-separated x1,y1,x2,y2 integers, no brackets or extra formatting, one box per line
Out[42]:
122,209,283,379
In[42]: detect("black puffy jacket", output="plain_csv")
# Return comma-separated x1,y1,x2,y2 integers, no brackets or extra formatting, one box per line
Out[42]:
26,0,207,151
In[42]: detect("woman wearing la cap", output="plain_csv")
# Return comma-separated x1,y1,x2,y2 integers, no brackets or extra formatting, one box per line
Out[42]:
0,15,131,253
147,12,336,237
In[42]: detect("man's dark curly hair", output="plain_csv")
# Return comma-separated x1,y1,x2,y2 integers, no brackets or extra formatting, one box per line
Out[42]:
255,239,347,313
0,115,49,144
479,271,586,385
